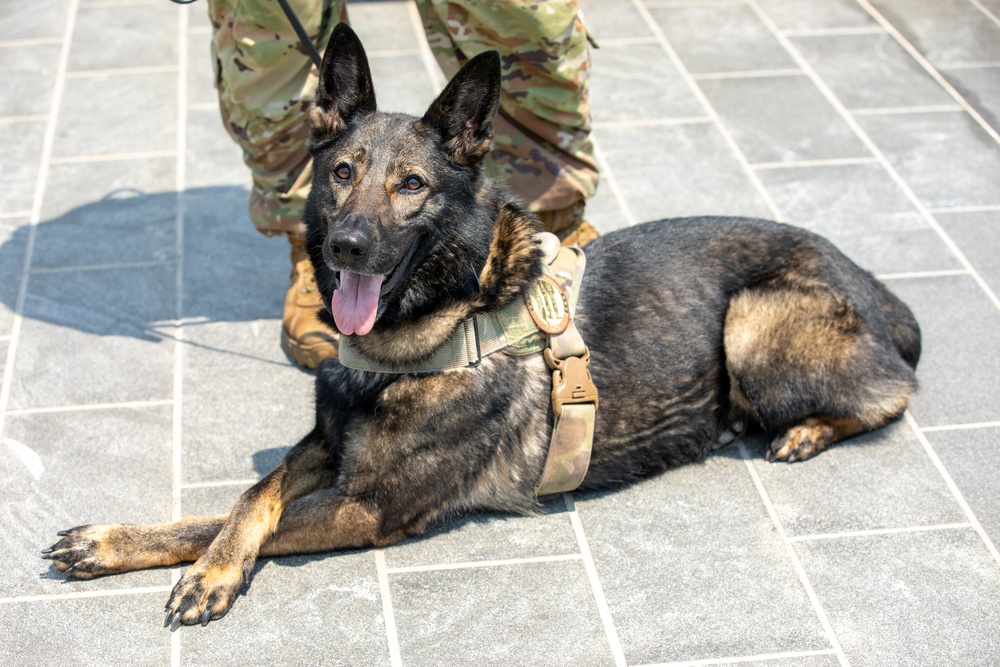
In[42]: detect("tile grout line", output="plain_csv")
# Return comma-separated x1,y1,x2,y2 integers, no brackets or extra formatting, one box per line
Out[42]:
6,399,174,417
966,0,1000,28
65,65,179,78
374,550,403,667
633,648,838,667
751,156,879,170
853,0,1000,147
49,151,177,164
592,117,711,129
631,0,785,222
691,68,804,80
928,204,1000,214
386,553,583,575
172,5,190,666
0,115,49,124
786,522,974,543
746,0,1000,314
904,412,1000,567
921,420,1000,432
0,37,64,48
563,493,628,667
847,105,963,116
875,269,969,280
407,0,447,94
31,260,176,274
0,585,174,605
590,135,638,228
736,442,850,666
0,0,79,452
782,26,885,37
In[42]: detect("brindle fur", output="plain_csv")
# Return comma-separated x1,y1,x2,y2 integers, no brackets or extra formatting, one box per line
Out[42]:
44,24,920,627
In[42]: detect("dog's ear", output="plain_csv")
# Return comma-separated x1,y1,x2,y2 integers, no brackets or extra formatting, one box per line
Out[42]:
310,23,377,142
421,50,501,166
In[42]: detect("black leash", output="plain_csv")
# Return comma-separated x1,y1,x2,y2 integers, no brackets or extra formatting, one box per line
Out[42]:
169,0,323,68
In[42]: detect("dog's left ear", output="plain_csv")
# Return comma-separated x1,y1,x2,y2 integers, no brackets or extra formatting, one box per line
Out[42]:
421,50,501,166
310,23,377,142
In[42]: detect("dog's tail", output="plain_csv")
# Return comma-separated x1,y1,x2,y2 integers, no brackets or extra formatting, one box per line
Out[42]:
875,280,922,369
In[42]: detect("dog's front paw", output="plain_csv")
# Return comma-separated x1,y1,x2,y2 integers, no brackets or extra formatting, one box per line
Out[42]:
767,422,834,463
42,524,132,579
164,557,251,629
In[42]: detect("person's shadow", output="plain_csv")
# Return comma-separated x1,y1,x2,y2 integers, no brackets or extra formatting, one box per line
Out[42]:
2,186,293,362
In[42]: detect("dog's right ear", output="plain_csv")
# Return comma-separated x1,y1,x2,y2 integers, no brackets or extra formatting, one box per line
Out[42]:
310,23,377,142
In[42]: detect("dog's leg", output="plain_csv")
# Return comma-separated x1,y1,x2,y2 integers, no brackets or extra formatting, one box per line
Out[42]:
43,515,227,579
162,429,336,627
766,416,865,462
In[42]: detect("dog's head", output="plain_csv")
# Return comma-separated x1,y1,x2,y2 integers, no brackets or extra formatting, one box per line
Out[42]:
304,23,503,337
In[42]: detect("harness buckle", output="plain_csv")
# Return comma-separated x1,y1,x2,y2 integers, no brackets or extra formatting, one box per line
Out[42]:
544,347,599,418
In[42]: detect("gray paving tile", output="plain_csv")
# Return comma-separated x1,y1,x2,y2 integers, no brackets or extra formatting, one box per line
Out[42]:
180,320,314,485
791,33,955,111
758,162,962,275
181,484,243,518
579,0,653,40
391,560,616,667
368,54,436,117
594,122,773,222
68,4,178,72
39,155,176,223
180,551,388,666
935,210,1000,297
870,0,1000,68
181,192,286,322
0,592,172,666
0,120,45,214
584,167,630,234
755,0,878,30
700,75,870,165
747,420,963,537
1,406,173,597
590,43,704,123
576,455,830,664
0,217,28,336
348,0,420,51
0,44,60,117
53,72,177,159
0,0,68,41
858,111,1000,209
385,498,577,569
185,107,248,191
10,264,175,410
887,275,1000,427
650,4,796,74
186,1,213,32
715,656,841,667
941,65,1000,136
186,32,218,107
927,426,1000,548
795,529,1000,666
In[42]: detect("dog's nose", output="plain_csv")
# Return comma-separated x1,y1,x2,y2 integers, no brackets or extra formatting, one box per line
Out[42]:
329,228,371,260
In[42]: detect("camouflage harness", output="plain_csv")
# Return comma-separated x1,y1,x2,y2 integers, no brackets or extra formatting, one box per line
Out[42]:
338,232,597,496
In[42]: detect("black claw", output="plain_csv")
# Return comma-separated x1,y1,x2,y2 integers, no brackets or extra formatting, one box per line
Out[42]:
40,547,54,555
201,610,212,627
164,610,173,628
169,612,181,632
63,565,77,578
56,531,69,537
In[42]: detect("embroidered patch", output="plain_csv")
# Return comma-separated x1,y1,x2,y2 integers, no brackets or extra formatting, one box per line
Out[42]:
524,275,570,335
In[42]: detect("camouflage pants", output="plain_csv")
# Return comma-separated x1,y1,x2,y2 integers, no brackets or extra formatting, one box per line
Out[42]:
207,0,598,236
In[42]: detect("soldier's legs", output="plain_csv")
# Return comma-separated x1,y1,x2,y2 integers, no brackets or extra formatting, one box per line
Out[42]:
415,0,600,243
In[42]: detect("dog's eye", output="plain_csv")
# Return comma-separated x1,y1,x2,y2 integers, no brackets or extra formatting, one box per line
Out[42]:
334,164,351,181
404,176,424,192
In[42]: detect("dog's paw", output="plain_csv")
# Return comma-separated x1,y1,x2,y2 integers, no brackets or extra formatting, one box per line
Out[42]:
713,419,747,449
164,557,251,629
42,524,131,579
766,422,835,463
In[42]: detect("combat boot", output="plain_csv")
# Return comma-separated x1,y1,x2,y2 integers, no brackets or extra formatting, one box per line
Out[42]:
282,235,339,369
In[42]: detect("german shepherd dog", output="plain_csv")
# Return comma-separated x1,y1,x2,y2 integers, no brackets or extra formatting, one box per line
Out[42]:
44,24,920,628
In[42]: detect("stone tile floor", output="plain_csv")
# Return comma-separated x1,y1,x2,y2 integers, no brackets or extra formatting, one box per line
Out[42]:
1,0,999,665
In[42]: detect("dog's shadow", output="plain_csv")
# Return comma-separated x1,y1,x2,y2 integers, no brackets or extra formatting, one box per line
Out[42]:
2,186,290,350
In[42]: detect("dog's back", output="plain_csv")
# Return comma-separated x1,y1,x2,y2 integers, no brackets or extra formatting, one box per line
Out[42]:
575,217,920,485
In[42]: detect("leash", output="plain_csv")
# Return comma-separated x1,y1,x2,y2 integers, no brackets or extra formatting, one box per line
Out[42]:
168,0,323,68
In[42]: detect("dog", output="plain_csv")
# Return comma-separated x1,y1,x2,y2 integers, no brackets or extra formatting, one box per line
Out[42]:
43,23,920,628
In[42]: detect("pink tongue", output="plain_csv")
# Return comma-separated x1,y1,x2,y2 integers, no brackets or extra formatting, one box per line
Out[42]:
331,270,385,336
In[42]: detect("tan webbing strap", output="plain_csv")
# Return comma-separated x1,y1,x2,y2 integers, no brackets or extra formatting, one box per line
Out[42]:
533,239,598,497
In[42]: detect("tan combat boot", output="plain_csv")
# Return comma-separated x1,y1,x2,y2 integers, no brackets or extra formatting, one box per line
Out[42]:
536,200,600,247
282,236,339,369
